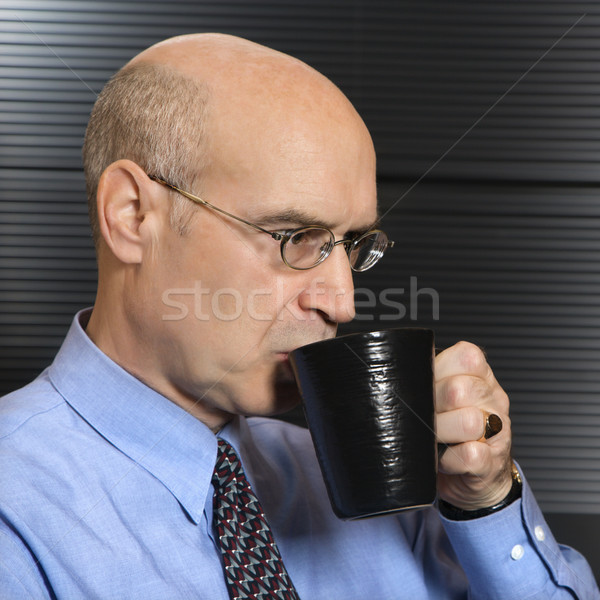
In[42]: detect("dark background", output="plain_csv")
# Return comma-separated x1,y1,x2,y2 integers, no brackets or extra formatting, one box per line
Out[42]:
2,0,599,579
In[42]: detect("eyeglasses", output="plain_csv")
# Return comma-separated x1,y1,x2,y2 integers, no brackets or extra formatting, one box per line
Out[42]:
149,175,394,272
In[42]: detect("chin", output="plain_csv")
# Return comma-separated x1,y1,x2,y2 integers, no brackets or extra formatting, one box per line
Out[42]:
241,380,301,418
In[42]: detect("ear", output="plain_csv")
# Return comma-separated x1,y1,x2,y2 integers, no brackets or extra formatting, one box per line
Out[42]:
96,160,164,264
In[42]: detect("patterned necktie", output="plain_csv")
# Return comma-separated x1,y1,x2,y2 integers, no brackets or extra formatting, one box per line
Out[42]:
212,438,300,600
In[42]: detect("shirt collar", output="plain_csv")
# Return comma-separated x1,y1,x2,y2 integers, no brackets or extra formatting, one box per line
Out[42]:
48,309,220,525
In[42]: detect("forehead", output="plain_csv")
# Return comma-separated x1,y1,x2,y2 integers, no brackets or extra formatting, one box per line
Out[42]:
206,121,378,233
224,164,377,235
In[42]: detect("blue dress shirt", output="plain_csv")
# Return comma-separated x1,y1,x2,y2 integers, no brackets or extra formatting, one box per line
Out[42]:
0,310,598,599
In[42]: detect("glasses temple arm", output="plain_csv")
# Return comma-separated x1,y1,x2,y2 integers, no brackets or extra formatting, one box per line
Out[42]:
148,175,283,241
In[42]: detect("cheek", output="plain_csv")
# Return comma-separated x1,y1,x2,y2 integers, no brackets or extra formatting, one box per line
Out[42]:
157,227,306,334
240,272,309,323
200,273,308,351
207,289,246,321
183,271,280,341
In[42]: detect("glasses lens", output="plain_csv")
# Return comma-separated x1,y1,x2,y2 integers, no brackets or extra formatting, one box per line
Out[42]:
349,230,389,272
283,227,334,269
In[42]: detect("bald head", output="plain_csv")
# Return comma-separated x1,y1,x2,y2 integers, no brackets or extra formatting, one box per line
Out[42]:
83,33,374,247
130,33,348,114
132,34,372,177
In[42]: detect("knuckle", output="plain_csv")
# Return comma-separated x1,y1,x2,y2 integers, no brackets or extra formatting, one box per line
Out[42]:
444,377,466,409
499,413,512,437
460,407,484,439
456,341,486,373
462,441,485,468
496,389,510,414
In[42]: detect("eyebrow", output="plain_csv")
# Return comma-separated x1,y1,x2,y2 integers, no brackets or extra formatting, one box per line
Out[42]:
253,207,381,234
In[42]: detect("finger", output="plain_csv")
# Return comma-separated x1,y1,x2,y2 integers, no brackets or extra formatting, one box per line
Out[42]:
436,406,487,445
438,440,489,477
435,341,491,382
436,374,487,412
436,372,510,416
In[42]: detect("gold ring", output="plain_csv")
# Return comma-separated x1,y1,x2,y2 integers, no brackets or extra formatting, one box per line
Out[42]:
479,412,502,441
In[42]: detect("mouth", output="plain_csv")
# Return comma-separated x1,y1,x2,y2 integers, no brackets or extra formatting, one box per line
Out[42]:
276,330,337,365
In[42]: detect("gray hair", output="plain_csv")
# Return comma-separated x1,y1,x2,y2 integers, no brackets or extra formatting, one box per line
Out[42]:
82,62,210,248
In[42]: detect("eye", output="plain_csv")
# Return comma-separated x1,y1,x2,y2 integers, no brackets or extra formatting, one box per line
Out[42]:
290,230,311,245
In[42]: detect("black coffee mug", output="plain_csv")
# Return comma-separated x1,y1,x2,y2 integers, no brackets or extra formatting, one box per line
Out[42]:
289,328,437,520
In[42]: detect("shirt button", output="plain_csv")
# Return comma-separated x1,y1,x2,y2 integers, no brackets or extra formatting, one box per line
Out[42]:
511,544,525,560
535,526,545,541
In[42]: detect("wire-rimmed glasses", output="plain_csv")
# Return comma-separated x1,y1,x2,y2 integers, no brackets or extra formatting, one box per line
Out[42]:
149,175,394,272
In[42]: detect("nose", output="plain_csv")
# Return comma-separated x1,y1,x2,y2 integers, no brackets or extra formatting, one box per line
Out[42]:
297,245,356,323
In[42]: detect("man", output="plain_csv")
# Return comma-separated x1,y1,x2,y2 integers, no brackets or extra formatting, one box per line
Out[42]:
0,33,597,599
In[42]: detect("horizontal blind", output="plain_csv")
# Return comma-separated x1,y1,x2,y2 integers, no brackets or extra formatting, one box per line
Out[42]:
3,2,600,178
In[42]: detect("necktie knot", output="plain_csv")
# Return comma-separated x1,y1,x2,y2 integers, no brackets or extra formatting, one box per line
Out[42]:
212,438,300,600
213,439,244,492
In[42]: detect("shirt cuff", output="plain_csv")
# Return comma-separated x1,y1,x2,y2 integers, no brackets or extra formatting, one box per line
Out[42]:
439,463,599,600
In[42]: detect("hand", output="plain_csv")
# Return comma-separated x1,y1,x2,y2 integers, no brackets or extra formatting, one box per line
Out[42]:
435,341,513,510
